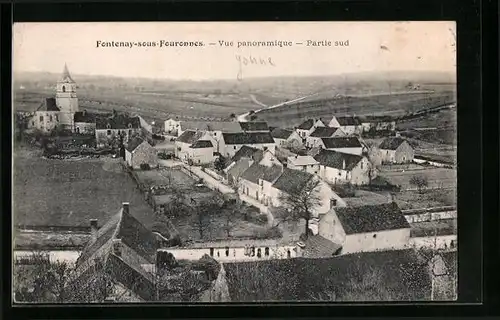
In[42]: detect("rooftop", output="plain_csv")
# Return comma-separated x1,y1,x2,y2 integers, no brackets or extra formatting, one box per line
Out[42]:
222,132,275,145
321,137,362,149
333,202,411,234
287,155,319,166
95,115,141,130
272,168,314,194
190,140,213,149
73,111,96,123
314,149,364,171
240,163,283,184
379,137,409,150
310,127,341,138
271,128,295,140
297,119,316,130
176,130,205,144
231,146,263,163
126,137,149,152
36,98,60,112
239,121,269,132
180,121,242,133
336,116,362,126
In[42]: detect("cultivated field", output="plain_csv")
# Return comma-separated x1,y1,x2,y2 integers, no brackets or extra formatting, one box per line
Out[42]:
393,188,457,210
13,150,153,228
378,165,457,190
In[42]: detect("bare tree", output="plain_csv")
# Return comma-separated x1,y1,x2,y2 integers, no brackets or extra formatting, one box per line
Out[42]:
278,178,322,240
191,200,218,240
410,175,429,193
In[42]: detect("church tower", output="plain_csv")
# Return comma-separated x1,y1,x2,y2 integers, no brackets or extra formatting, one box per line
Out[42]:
56,63,79,130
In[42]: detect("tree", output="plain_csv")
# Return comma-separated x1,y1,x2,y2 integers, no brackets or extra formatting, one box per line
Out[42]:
250,115,258,121
229,113,236,119
192,200,217,239
410,175,429,193
214,155,227,171
278,178,322,240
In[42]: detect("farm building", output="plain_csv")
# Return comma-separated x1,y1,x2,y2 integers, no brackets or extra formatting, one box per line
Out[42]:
378,137,414,164
225,147,264,185
329,116,363,135
314,149,372,185
286,155,320,174
67,203,158,302
177,121,242,153
239,121,270,132
270,128,302,148
219,249,432,302
164,117,181,135
73,110,97,134
95,114,141,147
125,137,158,169
318,137,364,155
318,202,411,255
270,168,346,215
305,127,345,148
188,140,216,165
220,132,276,158
360,115,396,133
295,119,325,139
175,130,216,163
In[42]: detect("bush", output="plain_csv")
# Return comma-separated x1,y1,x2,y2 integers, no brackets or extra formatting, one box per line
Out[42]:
140,163,151,170
246,210,268,225
253,226,283,239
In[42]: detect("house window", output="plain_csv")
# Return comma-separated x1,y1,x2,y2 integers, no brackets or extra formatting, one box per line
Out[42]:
373,234,377,238
62,86,66,92
233,249,236,257
225,247,229,257
107,130,111,135
49,115,53,122
265,247,269,256
287,250,291,258
217,251,220,257
251,247,255,257
76,127,80,134
330,199,337,208
40,116,44,122
259,180,263,186
129,129,132,135
128,123,133,129
233,146,236,150
257,248,262,258
210,248,214,257
338,172,341,176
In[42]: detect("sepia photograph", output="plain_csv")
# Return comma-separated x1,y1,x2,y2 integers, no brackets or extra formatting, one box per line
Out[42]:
12,21,457,303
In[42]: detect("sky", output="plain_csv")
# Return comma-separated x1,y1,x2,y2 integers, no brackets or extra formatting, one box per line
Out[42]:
13,21,456,80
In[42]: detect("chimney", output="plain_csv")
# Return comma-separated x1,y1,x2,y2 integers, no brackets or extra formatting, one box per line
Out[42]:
342,159,346,170
113,239,122,256
122,202,130,215
90,219,98,242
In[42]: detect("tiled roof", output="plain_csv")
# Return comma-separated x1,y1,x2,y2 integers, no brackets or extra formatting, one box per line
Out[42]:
222,132,275,145
271,128,294,139
334,202,410,234
190,140,213,149
239,121,269,131
321,137,362,149
337,116,362,126
176,130,205,144
287,155,319,166
73,111,96,123
302,235,342,258
272,168,314,194
36,98,60,112
95,115,141,130
126,137,150,152
379,137,409,150
231,146,260,163
297,119,315,130
227,158,253,181
314,149,363,171
310,127,340,138
240,163,283,184
223,249,431,301
180,121,242,132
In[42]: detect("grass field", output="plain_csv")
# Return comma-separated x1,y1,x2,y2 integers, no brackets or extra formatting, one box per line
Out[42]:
379,166,456,190
13,151,154,228
392,188,457,210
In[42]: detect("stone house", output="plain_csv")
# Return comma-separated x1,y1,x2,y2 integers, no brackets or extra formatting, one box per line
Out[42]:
270,128,302,149
175,130,216,163
318,202,411,255
314,149,372,185
188,140,216,165
360,116,396,133
378,137,415,164
125,137,158,169
286,155,320,174
220,132,276,158
30,98,61,133
95,115,141,148
329,116,363,135
295,119,325,139
164,117,181,135
318,137,364,155
305,127,345,148
177,121,242,152
73,110,97,134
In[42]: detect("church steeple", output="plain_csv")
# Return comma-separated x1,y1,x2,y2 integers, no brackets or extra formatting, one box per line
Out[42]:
60,63,75,83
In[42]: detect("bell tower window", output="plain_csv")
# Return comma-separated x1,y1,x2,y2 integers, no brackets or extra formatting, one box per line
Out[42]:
62,86,66,92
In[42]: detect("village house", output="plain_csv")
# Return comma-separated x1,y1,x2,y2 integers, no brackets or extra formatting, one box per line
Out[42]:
314,149,372,185
164,117,181,135
217,249,431,302
270,168,346,215
305,127,345,148
318,202,411,255
360,115,396,133
95,114,141,148
286,155,320,174
328,116,363,135
378,137,415,164
270,128,302,149
239,121,270,132
188,140,216,165
125,137,158,169
30,98,61,133
175,130,216,163
239,150,284,205
318,137,364,155
73,110,97,134
66,203,159,302
295,119,325,139
224,146,264,185
176,121,242,153
158,238,299,263
220,132,276,158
